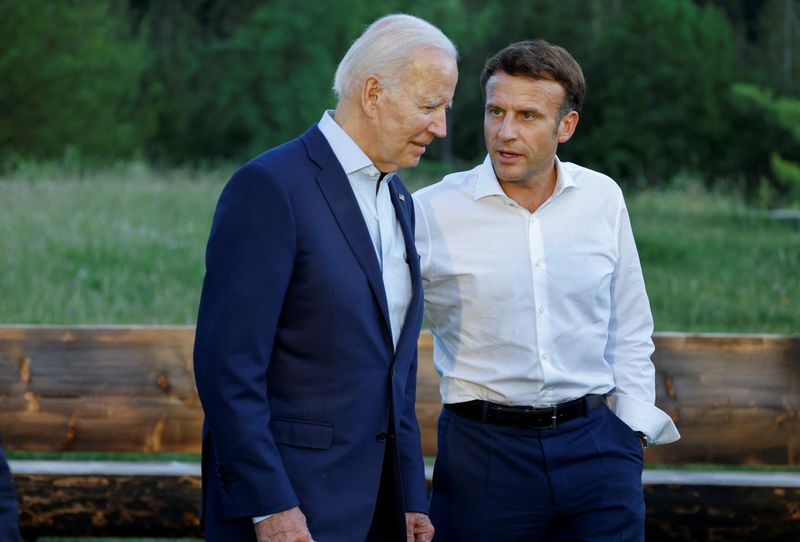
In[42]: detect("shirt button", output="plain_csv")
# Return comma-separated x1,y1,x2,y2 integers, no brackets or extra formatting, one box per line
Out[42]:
539,305,545,314
535,259,543,268
541,352,549,360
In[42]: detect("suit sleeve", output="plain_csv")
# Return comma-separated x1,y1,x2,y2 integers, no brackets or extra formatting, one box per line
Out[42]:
397,345,429,513
193,162,300,519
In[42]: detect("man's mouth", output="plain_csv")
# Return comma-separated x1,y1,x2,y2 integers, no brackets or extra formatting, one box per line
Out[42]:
496,149,522,160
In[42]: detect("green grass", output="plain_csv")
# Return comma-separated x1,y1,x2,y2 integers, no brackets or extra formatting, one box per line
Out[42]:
630,188,799,333
0,162,228,324
1,162,798,333
6,451,200,462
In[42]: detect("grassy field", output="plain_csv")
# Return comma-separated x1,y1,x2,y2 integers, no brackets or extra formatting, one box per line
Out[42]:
1,162,798,333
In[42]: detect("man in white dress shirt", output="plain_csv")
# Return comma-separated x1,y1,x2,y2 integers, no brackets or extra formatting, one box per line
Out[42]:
414,40,679,541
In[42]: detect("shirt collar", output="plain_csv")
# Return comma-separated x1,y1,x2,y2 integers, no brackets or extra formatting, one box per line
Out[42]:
474,154,578,201
318,110,383,178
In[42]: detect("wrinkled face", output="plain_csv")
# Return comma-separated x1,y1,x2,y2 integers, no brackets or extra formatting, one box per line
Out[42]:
484,71,576,186
369,49,458,172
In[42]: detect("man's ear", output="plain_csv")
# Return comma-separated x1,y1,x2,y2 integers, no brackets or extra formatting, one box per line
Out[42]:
557,110,579,143
361,75,383,118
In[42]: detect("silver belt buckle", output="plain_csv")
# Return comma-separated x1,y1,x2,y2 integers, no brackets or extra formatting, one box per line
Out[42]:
529,405,557,429
547,405,557,428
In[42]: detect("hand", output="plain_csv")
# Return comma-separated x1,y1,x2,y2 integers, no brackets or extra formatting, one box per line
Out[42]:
254,507,314,542
405,512,435,542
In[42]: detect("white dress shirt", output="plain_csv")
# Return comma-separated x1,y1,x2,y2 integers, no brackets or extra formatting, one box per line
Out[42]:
318,110,412,348
413,155,679,445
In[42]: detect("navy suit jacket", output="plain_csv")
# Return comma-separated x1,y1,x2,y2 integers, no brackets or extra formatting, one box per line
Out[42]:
193,125,427,540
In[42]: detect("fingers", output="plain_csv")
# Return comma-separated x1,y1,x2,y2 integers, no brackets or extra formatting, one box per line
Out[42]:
405,512,435,542
254,507,313,542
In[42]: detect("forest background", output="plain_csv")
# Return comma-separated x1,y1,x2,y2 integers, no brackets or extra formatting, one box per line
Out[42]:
1,0,798,332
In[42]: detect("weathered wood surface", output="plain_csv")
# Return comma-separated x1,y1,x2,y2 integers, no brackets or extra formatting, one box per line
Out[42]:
0,326,200,453
14,472,202,538
645,484,800,541
1,325,800,538
0,326,799,464
9,463,800,539
647,333,800,466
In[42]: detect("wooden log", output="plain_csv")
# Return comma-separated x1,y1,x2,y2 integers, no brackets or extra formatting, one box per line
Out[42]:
645,484,800,541
1,326,799,466
648,333,800,466
0,326,202,453
15,472,202,538
9,462,800,539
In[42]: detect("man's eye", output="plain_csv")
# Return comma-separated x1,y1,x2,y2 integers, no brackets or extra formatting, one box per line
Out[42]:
522,112,534,120
488,108,502,117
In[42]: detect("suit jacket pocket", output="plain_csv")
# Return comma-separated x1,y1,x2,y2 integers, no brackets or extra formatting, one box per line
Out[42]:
271,417,334,450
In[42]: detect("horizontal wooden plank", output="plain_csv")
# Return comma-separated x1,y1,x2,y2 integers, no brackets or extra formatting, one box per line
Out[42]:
419,331,800,465
645,484,800,541
11,460,800,487
14,472,202,538
9,460,200,476
10,467,800,539
1,326,799,466
0,326,201,453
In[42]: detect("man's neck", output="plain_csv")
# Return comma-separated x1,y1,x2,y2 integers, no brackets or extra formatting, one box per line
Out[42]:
332,104,369,156
498,165,557,213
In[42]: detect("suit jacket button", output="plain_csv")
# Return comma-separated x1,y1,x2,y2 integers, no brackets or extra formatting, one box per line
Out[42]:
376,432,388,443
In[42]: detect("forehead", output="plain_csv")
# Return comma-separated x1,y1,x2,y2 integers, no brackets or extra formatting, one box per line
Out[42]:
400,48,458,97
485,72,565,111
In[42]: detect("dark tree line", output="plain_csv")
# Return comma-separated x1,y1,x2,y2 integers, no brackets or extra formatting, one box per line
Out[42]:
2,0,799,201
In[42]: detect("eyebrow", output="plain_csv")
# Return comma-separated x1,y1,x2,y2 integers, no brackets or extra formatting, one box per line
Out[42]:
422,98,452,108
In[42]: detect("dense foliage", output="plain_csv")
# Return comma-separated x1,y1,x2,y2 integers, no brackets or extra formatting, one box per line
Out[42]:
2,0,799,200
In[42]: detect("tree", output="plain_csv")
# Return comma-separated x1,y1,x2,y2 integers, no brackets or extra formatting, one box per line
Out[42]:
0,1,151,163
732,84,800,206
571,0,735,186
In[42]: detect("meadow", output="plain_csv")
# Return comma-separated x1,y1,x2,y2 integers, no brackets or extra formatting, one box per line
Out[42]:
1,162,798,333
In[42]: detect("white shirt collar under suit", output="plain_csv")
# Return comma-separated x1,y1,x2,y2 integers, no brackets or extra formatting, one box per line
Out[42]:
318,111,412,350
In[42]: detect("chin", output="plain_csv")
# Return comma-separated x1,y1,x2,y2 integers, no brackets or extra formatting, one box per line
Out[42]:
401,157,422,169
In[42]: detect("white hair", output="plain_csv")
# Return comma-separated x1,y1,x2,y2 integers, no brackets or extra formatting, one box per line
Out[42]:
333,14,458,101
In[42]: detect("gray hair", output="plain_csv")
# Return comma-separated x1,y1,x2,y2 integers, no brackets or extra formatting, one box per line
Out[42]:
333,14,458,100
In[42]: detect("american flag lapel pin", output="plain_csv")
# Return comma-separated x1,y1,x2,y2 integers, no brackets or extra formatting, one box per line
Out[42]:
399,194,406,202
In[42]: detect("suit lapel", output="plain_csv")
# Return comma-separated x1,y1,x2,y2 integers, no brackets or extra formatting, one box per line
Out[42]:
301,127,392,335
389,178,423,357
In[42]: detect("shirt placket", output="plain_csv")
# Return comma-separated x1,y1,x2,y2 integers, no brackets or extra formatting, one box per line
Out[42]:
527,211,551,401
376,176,400,346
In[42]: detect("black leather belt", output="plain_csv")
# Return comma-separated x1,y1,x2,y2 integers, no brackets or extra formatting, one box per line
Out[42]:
444,394,605,429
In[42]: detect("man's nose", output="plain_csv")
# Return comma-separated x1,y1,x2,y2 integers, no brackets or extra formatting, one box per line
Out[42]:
497,116,516,140
429,109,447,138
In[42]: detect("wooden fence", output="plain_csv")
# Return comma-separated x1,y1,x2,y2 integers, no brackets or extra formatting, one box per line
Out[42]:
0,326,798,540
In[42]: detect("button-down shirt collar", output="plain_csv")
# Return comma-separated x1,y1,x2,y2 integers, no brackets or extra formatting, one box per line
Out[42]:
318,110,394,182
317,111,410,350
473,154,578,204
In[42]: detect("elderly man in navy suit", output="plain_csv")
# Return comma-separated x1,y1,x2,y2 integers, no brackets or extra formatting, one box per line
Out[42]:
193,14,458,542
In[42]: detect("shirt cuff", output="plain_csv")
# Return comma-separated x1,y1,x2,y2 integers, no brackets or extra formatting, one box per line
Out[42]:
606,392,680,445
253,514,272,524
